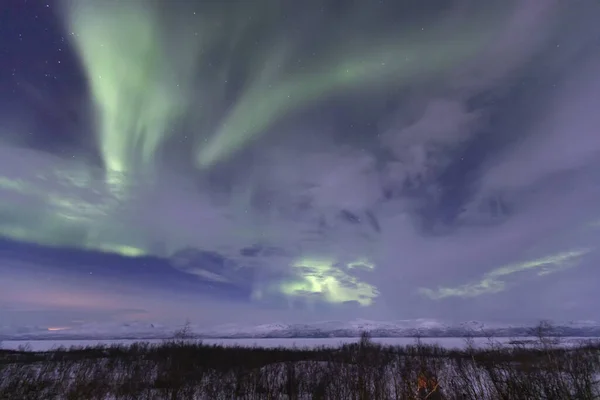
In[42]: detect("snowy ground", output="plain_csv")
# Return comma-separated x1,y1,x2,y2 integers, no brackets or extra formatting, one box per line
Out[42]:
2,337,599,399
1,336,595,351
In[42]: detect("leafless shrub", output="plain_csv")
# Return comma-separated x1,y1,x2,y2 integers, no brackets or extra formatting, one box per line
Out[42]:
172,319,194,340
1,323,600,399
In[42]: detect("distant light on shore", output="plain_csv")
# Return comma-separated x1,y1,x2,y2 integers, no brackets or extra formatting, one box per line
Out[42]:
47,327,71,331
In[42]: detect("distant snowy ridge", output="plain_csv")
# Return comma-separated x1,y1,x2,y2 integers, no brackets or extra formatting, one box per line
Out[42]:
2,319,600,340
198,319,600,339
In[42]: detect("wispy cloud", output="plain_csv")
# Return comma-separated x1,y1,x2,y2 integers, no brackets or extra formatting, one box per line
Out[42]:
420,249,591,299
1,0,600,326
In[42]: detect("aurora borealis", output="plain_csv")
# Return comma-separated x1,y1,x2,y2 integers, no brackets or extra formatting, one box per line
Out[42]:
1,0,600,329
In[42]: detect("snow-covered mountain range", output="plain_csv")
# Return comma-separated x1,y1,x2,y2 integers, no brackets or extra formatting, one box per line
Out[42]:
2,319,600,340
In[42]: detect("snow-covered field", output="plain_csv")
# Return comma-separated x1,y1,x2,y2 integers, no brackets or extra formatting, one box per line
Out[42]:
1,336,596,351
2,336,599,399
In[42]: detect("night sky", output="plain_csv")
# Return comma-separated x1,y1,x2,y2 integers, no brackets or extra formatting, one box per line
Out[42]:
1,0,600,331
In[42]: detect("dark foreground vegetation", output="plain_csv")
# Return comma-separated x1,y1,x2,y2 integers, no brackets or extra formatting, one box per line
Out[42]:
1,332,600,399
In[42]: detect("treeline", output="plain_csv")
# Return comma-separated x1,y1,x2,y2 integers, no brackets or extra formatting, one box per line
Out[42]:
1,332,599,399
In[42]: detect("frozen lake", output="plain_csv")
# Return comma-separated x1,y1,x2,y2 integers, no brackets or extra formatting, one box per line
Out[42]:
1,336,597,351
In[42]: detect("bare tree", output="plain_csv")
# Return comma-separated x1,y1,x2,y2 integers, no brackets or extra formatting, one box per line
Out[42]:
173,318,194,340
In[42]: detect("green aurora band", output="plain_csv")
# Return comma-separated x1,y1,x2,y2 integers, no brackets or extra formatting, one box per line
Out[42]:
61,0,509,174
60,0,204,176
0,1,573,306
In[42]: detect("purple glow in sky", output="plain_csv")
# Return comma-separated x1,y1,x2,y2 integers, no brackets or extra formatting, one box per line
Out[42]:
1,0,600,331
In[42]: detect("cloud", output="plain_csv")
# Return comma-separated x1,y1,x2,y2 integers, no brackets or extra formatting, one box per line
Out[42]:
481,55,600,192
2,0,600,326
420,249,592,299
378,0,563,184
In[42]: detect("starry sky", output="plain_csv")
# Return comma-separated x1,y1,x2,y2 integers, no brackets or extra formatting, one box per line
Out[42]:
1,0,600,330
